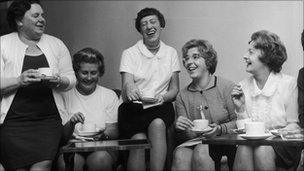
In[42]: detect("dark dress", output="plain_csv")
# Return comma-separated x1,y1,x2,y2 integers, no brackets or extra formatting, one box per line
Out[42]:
0,54,62,170
298,68,304,128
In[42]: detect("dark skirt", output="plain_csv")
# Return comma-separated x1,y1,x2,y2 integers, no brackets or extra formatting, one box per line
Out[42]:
118,102,175,139
273,145,302,169
0,119,62,170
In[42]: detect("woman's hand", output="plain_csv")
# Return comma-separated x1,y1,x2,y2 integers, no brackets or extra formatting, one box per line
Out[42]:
175,116,194,131
201,123,221,138
41,73,62,89
155,94,164,104
231,85,245,113
69,112,85,125
18,69,41,86
125,83,142,102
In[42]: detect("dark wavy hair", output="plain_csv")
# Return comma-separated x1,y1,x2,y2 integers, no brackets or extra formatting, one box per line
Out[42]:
182,39,218,74
135,7,165,33
7,0,41,31
250,30,287,73
72,47,105,77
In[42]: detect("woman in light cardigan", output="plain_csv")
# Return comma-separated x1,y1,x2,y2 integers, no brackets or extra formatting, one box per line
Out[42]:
0,0,75,170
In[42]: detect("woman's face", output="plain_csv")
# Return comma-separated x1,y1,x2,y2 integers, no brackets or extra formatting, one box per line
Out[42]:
76,62,100,95
243,41,267,74
140,15,161,45
183,47,209,79
18,3,45,40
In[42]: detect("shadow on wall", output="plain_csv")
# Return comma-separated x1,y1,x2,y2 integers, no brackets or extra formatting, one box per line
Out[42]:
0,2,12,36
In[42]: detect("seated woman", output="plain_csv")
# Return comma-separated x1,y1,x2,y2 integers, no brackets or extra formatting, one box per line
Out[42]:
118,7,180,171
57,48,120,171
231,30,301,170
172,39,237,171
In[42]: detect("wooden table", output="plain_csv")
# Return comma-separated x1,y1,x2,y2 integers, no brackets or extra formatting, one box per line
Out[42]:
201,134,304,147
61,139,151,171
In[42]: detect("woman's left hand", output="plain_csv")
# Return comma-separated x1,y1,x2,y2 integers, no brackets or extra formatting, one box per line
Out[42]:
201,123,221,138
155,94,165,104
42,73,61,89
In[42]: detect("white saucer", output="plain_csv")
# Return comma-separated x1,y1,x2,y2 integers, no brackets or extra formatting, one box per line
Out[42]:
141,97,157,103
239,133,272,140
191,126,213,134
77,131,99,137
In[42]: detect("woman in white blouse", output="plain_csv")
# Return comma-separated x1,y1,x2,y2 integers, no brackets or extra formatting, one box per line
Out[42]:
119,8,180,171
231,30,301,170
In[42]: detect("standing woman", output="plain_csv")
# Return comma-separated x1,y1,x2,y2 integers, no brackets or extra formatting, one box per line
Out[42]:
119,8,180,171
298,29,304,128
0,0,76,170
231,30,301,170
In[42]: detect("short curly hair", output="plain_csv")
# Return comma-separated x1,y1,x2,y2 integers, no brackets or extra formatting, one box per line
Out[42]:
250,30,287,73
7,0,41,31
135,7,165,33
182,39,218,74
72,47,105,77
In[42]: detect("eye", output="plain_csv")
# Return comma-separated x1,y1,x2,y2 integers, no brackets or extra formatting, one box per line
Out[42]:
183,56,189,61
150,19,157,24
193,54,201,60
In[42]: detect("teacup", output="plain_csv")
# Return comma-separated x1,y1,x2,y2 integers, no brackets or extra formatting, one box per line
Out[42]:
245,122,265,135
236,118,252,129
193,119,209,130
38,67,53,77
79,122,96,132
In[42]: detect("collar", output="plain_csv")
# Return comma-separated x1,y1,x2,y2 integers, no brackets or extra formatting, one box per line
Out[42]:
187,75,217,93
137,39,166,59
249,72,280,97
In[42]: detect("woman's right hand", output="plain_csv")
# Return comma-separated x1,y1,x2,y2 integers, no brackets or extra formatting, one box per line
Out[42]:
70,112,85,125
175,116,194,131
18,69,42,87
125,83,142,102
231,85,245,113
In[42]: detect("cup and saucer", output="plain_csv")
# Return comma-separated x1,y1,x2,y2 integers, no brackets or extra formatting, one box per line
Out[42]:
239,122,272,140
191,119,212,134
38,67,57,81
75,122,105,137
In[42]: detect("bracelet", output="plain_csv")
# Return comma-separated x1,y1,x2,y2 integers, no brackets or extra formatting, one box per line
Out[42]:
56,76,61,88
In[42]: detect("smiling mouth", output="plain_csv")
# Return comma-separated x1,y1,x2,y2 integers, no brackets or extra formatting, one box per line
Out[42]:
187,66,197,72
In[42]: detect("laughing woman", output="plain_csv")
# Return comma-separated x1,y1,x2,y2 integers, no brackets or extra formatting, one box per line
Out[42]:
231,30,301,170
0,0,75,170
118,8,180,171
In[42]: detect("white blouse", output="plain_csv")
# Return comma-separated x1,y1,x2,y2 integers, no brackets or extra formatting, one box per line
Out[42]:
238,72,298,129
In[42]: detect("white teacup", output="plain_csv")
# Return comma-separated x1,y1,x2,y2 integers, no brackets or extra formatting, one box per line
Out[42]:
193,119,209,130
38,67,53,77
80,122,96,132
236,118,252,129
245,122,265,135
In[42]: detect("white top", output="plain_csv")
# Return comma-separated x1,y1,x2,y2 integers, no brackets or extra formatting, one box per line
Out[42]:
119,40,180,98
63,86,120,131
238,72,298,129
0,32,76,124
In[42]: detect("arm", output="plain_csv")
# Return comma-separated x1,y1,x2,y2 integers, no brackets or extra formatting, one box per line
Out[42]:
174,93,196,144
160,72,179,103
62,112,85,142
121,72,141,102
284,77,300,130
1,69,41,96
221,82,237,134
298,69,304,128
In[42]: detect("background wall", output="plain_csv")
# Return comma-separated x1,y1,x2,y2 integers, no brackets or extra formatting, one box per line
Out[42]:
43,1,303,90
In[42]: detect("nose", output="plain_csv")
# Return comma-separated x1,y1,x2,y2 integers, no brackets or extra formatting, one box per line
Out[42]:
87,73,92,80
146,22,153,29
243,54,249,60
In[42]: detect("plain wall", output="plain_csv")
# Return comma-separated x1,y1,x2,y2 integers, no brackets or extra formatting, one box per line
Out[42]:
43,1,303,90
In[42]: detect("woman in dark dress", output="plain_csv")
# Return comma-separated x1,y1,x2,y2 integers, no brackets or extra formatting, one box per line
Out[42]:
0,0,76,170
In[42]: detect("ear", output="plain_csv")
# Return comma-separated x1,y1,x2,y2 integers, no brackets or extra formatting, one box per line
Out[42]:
16,19,23,27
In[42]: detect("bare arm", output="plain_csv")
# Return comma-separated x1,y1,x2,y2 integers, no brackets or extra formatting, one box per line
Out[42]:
121,72,141,102
161,72,180,102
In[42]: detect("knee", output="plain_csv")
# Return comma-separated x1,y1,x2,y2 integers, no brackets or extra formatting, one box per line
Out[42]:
173,148,187,165
131,133,147,140
87,151,113,168
192,146,210,164
149,118,166,130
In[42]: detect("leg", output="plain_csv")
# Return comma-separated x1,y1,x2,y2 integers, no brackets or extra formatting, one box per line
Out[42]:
148,118,167,171
30,160,52,171
254,146,276,171
86,151,114,171
171,147,193,171
57,153,85,171
127,133,147,171
233,145,254,171
192,144,215,171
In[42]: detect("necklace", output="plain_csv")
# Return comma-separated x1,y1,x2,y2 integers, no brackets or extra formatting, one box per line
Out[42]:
146,42,160,51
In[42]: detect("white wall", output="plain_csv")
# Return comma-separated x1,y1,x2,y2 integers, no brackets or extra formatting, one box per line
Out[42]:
43,1,303,90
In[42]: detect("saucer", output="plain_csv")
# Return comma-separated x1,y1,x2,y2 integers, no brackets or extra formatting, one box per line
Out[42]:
141,97,157,103
270,129,280,136
41,76,57,81
232,128,245,134
77,131,100,137
191,126,213,134
239,133,272,140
